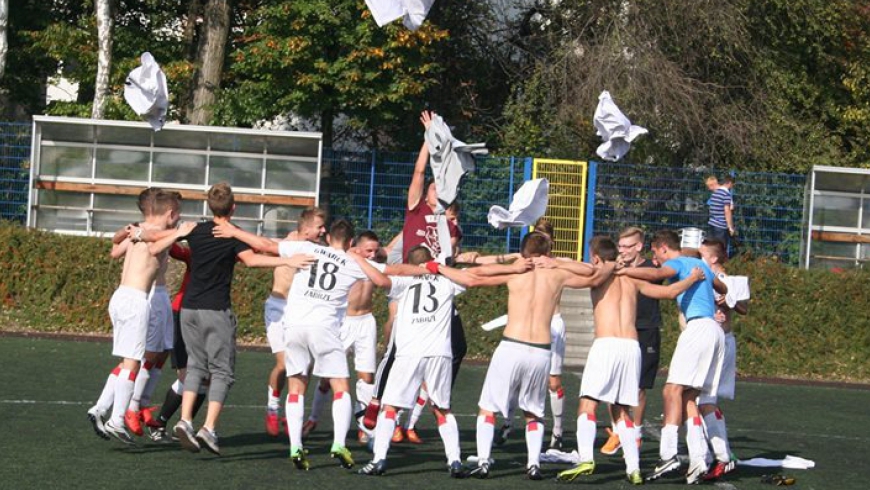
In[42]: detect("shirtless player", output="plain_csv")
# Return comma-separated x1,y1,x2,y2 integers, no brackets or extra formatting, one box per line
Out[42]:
555,237,705,485
438,232,611,480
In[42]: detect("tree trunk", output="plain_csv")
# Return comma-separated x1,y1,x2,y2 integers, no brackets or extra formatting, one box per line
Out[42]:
92,0,113,119
320,108,334,148
0,0,8,81
187,0,230,126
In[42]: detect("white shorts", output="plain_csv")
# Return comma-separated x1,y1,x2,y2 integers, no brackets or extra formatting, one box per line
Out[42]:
700,332,736,404
479,339,551,419
382,356,452,410
283,323,349,379
550,314,566,376
580,337,641,406
264,296,287,354
340,313,377,374
146,286,173,352
667,318,724,397
110,286,149,360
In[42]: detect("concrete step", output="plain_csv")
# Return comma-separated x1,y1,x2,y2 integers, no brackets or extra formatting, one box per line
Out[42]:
559,289,595,369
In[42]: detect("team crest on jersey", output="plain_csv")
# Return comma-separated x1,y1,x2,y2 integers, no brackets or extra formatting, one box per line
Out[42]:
415,226,441,257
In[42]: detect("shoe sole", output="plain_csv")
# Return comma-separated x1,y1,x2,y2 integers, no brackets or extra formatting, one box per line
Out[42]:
104,424,136,446
197,436,220,455
556,469,594,482
174,426,201,453
87,413,110,440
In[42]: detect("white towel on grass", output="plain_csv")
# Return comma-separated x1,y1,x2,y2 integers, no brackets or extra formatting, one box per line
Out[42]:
738,455,815,469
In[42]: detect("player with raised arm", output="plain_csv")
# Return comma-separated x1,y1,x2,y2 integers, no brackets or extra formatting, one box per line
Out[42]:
88,188,194,444
556,237,706,485
438,232,612,480
618,230,727,484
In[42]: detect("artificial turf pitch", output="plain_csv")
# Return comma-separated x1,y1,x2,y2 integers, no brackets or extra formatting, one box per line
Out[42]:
1,335,868,489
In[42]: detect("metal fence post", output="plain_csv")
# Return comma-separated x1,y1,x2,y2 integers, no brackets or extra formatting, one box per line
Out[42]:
583,161,599,263
367,149,376,230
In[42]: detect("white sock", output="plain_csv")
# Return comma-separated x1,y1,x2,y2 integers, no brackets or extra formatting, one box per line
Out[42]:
171,379,184,395
437,413,461,463
95,367,119,413
286,394,304,451
140,364,162,407
616,419,640,474
128,365,150,412
686,416,709,464
110,368,135,425
660,424,679,460
703,411,731,461
355,379,374,418
332,391,352,448
373,410,397,462
476,414,495,462
407,389,429,430
549,388,564,437
576,413,597,462
308,383,329,423
525,419,545,467
267,386,281,412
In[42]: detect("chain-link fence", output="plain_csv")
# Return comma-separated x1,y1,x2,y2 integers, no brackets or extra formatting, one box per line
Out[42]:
1,121,807,263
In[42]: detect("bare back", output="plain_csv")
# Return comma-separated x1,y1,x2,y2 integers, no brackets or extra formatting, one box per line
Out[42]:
504,268,573,345
590,275,639,340
346,279,375,316
271,265,296,299
119,241,162,292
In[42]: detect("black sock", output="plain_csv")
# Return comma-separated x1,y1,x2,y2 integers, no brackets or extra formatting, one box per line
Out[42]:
157,388,183,426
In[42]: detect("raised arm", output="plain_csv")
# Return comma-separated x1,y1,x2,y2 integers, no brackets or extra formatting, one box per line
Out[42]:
237,249,315,269
148,221,197,256
563,261,616,289
636,266,706,300
213,222,279,255
348,252,392,289
407,111,434,210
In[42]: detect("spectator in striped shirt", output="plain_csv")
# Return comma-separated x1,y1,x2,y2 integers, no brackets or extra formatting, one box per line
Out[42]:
705,176,735,254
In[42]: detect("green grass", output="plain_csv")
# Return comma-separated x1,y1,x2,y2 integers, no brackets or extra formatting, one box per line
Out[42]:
1,335,868,489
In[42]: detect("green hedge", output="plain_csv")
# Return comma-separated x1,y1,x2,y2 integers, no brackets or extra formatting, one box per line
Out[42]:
1,221,868,381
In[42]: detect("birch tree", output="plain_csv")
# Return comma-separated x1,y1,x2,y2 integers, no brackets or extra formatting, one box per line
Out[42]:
91,0,113,119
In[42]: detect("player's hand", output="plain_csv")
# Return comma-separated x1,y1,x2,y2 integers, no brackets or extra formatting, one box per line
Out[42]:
286,254,316,270
175,221,196,238
512,257,534,272
212,222,238,239
455,251,480,264
532,256,558,269
715,295,727,306
420,110,435,129
714,309,727,323
689,266,706,282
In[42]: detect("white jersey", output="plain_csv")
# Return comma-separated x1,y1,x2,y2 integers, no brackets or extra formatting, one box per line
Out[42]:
278,241,366,328
390,274,464,358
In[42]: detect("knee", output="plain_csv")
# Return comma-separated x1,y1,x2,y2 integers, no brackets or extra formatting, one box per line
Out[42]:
548,376,562,392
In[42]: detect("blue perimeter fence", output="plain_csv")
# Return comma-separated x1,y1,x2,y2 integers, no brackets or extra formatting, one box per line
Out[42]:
0,122,808,264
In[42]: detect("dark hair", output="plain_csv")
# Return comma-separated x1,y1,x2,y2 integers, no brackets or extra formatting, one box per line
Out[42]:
651,230,681,251
354,230,380,246
406,245,433,265
534,217,554,239
521,231,552,258
590,236,618,261
328,219,355,246
446,200,460,215
702,238,727,264
207,182,234,217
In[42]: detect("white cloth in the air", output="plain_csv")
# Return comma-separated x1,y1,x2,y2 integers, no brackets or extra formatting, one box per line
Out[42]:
487,178,549,229
435,213,453,265
481,314,507,331
123,52,169,131
365,0,436,31
738,455,815,469
425,114,488,212
722,275,750,309
593,90,647,161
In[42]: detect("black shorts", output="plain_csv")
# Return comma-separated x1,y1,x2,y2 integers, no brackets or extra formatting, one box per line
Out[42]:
637,328,661,390
170,310,187,370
